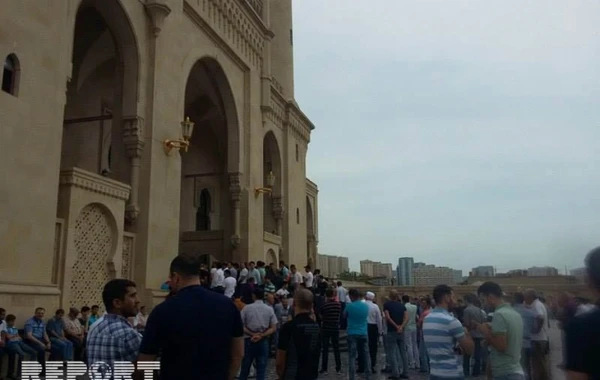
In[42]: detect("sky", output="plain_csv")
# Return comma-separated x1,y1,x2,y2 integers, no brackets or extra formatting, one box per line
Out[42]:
292,0,600,274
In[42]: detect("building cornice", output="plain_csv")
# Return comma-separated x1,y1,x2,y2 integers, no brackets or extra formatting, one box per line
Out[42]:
59,168,131,201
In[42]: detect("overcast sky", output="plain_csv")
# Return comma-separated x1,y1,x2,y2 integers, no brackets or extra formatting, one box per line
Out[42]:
292,0,600,274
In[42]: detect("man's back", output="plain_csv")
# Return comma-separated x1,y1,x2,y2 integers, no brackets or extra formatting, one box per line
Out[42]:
320,300,341,331
422,308,465,379
139,285,243,380
404,302,417,331
530,299,548,341
383,300,406,331
565,307,600,379
514,304,538,348
490,304,524,377
278,313,321,380
345,301,369,336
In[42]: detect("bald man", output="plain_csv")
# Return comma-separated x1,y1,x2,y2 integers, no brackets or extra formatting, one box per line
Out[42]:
276,289,321,380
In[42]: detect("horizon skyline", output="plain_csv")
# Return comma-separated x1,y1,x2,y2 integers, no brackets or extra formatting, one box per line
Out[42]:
318,253,583,275
294,0,600,274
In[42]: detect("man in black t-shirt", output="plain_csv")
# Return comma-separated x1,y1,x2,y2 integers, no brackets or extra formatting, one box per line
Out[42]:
276,289,321,380
383,290,409,379
138,255,244,380
565,247,600,380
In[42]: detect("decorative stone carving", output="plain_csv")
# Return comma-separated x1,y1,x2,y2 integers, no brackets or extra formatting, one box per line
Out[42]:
70,204,114,308
229,172,242,202
145,0,172,37
123,116,144,158
231,234,241,248
229,173,243,248
272,196,283,220
121,233,134,279
59,168,131,201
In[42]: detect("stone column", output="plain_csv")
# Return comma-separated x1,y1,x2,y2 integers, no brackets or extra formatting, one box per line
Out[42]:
123,116,144,225
229,172,242,248
272,196,283,235
307,233,316,268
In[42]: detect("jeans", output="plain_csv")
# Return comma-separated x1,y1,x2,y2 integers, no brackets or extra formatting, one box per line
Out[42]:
239,338,269,380
49,337,73,361
347,335,371,380
321,329,341,372
5,341,37,377
419,332,429,372
386,331,408,377
463,337,483,376
404,329,420,368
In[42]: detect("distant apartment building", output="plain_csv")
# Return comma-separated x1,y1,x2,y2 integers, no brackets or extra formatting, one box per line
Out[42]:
317,254,349,278
527,266,559,276
360,260,393,278
453,269,463,284
472,265,495,277
396,257,414,286
414,265,455,286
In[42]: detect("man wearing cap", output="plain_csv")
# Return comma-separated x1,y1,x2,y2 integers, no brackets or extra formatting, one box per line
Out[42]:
365,292,383,374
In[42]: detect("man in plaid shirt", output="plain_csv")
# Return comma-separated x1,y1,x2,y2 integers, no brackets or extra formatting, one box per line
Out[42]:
86,279,142,374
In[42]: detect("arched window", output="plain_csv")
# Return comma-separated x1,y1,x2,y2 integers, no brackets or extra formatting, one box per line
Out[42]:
296,208,300,224
196,189,211,231
2,54,20,96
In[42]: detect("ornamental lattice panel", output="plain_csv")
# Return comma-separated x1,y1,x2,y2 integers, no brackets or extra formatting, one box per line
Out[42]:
70,204,114,308
121,234,134,279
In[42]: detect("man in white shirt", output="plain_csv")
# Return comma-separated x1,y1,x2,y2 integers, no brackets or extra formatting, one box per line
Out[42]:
524,289,549,380
224,269,237,299
239,263,249,285
290,265,303,293
365,292,383,373
303,265,314,289
210,262,225,294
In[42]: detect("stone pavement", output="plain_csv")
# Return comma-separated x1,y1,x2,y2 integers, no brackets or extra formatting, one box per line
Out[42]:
262,321,566,379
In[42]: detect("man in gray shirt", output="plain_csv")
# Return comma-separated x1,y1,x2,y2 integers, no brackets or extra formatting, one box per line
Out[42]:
463,294,487,377
239,288,278,380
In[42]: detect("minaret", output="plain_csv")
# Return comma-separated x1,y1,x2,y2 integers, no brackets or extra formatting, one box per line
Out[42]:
269,0,294,100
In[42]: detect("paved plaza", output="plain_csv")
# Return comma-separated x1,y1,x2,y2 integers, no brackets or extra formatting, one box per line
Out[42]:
261,321,565,379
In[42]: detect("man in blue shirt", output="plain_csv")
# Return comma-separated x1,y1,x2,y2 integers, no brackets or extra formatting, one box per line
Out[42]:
46,308,74,360
344,289,371,380
24,307,61,376
423,285,474,380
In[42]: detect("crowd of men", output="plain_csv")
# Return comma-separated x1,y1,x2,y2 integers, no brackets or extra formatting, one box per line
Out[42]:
0,248,598,380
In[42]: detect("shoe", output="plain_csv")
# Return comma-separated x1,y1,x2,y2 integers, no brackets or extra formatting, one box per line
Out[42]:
319,369,328,375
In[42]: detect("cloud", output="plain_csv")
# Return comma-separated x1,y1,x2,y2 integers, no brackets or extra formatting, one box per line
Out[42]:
294,0,600,273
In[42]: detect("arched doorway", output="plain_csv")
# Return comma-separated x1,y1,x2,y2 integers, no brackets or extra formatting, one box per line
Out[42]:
267,249,277,265
306,197,316,268
179,58,238,263
58,0,139,308
263,132,283,235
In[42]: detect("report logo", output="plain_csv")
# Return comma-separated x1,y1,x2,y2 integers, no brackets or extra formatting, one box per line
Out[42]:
22,361,160,380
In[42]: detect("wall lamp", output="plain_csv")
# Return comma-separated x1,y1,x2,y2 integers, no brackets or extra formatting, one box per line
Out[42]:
255,171,275,197
164,117,195,155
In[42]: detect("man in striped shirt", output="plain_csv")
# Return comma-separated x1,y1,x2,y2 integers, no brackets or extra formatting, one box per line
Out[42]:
319,288,342,374
423,285,474,380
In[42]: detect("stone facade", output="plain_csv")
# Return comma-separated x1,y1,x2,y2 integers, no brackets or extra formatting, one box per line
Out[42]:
0,0,318,322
